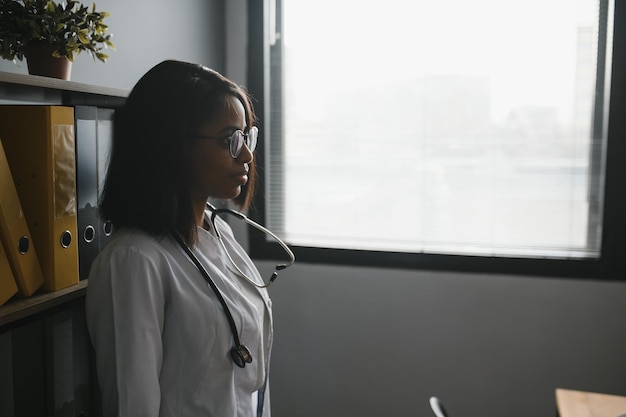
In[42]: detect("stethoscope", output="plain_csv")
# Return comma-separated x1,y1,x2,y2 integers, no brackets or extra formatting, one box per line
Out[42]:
173,202,295,368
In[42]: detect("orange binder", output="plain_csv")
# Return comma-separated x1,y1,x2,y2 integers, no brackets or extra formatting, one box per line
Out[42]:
0,136,44,297
0,106,79,292
0,239,18,306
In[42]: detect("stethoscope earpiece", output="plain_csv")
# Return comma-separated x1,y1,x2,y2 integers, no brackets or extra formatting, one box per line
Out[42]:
231,344,253,368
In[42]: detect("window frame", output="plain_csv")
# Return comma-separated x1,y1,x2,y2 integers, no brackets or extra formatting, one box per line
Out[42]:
246,0,626,280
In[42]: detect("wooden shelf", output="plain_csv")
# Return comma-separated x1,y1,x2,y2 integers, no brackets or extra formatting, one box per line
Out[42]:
0,280,88,328
0,70,128,107
0,71,128,97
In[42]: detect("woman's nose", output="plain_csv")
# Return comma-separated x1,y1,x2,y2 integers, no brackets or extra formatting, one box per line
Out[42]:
237,142,254,163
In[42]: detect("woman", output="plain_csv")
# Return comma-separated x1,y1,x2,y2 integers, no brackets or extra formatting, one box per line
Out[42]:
86,60,272,417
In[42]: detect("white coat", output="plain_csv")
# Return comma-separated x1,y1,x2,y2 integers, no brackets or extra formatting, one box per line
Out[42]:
85,214,272,417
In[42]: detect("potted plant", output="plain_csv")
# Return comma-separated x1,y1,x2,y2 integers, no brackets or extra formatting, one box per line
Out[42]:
0,0,114,79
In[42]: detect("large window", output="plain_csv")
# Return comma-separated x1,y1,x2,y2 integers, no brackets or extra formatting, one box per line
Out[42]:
247,0,626,279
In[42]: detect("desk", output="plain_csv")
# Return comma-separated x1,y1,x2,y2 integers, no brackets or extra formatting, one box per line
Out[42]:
556,388,626,417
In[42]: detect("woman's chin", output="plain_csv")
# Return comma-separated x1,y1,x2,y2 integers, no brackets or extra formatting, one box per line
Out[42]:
215,188,241,201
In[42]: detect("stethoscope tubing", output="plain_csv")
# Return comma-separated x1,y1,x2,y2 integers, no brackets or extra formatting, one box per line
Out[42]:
172,231,252,368
172,203,295,368
207,203,296,288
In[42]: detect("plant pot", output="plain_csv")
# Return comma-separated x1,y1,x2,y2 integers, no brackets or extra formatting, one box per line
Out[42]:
24,42,72,80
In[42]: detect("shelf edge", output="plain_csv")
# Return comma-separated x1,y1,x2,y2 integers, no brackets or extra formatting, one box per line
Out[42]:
0,280,88,328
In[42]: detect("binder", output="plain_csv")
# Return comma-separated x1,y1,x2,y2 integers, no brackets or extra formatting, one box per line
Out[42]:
0,240,18,306
75,106,100,280
0,136,44,297
72,299,94,417
12,319,46,417
97,107,116,249
0,330,14,417
0,106,79,292
74,106,116,279
44,307,75,417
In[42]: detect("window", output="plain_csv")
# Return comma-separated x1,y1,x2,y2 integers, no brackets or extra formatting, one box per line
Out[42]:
247,0,626,279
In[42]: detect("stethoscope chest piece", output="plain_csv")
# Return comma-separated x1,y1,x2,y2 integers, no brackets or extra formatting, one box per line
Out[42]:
231,344,253,368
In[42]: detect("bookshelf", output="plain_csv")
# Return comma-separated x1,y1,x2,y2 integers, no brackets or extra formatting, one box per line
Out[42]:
0,71,128,417
0,70,127,328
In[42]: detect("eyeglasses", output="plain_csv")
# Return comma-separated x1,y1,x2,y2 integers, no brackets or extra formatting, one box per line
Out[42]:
188,126,258,158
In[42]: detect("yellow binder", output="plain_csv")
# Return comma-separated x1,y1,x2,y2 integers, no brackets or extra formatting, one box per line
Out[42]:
0,239,19,306
0,106,79,292
0,136,44,297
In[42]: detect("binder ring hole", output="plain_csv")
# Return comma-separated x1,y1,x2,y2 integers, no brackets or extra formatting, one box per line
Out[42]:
103,220,113,237
83,225,96,243
18,236,29,254
60,230,72,248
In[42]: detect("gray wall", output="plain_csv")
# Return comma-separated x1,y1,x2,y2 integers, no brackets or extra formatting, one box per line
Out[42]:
263,261,626,417
0,0,225,89
3,1,626,417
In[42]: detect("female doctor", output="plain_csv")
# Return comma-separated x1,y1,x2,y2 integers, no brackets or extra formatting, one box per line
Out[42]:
86,60,278,417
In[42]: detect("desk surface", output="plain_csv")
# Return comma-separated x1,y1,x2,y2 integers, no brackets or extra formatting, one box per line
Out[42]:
556,388,626,417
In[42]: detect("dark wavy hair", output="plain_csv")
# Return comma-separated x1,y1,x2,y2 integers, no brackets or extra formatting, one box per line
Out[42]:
99,60,257,244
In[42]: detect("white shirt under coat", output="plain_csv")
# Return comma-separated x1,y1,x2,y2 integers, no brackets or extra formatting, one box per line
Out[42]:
85,213,272,417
